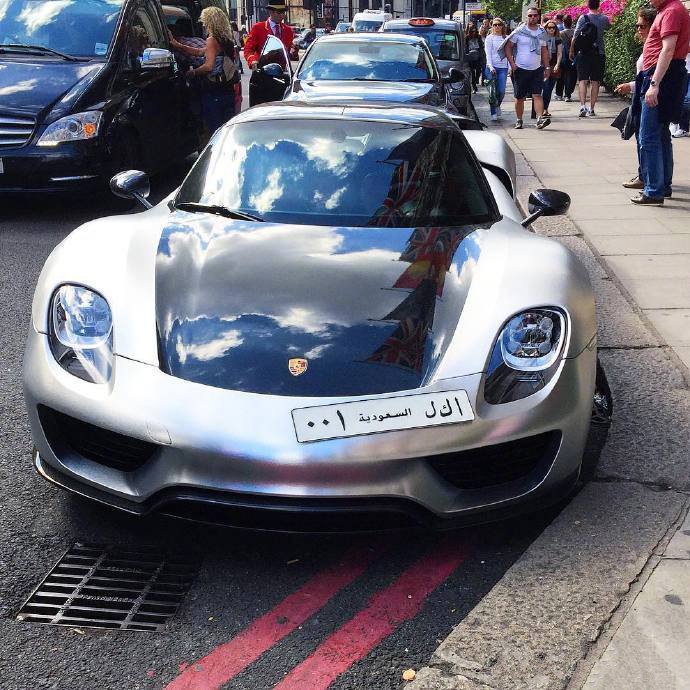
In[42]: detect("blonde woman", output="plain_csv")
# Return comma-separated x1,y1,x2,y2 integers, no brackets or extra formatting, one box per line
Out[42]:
484,17,509,121
171,7,237,134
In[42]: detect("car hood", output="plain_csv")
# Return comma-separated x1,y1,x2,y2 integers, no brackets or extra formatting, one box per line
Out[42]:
287,79,436,104
0,59,102,116
155,215,490,397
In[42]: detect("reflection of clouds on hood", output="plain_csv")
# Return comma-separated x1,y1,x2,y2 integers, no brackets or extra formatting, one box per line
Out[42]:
325,187,346,210
176,328,243,364
0,78,37,96
18,0,74,34
304,343,333,358
249,169,283,214
0,0,11,22
157,220,404,335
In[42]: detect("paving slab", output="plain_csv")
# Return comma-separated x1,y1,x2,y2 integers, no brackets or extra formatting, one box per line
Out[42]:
407,483,687,690
575,219,673,236
589,234,690,256
604,254,690,281
582,559,690,690
596,348,690,489
622,278,690,310
664,511,690,559
643,309,690,347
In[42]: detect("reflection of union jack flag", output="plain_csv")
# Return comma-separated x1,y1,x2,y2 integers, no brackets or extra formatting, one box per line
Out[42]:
365,316,428,373
369,160,423,227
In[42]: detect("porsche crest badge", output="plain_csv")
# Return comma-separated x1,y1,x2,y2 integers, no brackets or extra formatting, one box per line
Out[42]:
288,358,308,376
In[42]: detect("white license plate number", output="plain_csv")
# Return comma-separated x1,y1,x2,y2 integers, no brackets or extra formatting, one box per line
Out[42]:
292,389,474,443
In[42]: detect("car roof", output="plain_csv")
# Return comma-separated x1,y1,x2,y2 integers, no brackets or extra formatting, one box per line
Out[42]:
313,32,427,45
384,17,461,31
230,101,457,131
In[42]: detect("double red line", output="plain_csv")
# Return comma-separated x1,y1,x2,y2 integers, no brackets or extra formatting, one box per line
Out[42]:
167,539,468,690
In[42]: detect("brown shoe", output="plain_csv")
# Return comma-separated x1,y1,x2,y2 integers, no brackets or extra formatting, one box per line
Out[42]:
623,176,644,190
630,193,664,206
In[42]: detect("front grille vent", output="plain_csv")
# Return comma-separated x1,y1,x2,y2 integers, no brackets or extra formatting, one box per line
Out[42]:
16,543,199,631
38,406,157,472
427,431,561,490
0,112,35,148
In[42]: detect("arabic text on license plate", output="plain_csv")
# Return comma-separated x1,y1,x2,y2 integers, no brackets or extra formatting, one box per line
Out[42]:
292,389,474,443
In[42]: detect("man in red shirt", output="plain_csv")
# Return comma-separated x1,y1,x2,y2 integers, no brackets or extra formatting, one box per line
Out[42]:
243,3,295,71
632,0,690,205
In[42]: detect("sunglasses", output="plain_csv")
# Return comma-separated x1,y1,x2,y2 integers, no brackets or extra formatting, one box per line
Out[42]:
492,22,503,26
635,22,647,28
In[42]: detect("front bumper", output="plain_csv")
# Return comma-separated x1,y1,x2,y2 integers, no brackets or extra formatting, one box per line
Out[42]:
24,329,596,529
0,139,107,193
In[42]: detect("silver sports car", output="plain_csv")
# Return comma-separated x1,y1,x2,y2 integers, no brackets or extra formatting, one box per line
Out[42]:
24,103,597,530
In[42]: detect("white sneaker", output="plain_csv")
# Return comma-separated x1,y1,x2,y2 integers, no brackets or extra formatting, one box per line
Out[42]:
564,96,572,102
491,113,498,121
673,129,689,138
554,95,563,101
579,106,587,118
669,123,679,135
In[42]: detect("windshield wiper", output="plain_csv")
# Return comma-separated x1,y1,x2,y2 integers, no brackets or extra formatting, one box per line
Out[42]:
0,43,80,61
175,202,265,222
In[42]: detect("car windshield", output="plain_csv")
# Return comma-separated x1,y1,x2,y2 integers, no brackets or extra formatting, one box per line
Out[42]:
175,119,497,227
353,19,384,32
388,28,460,60
0,0,123,58
298,40,434,81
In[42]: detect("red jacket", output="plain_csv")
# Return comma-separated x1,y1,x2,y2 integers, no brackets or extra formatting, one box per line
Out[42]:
244,20,294,68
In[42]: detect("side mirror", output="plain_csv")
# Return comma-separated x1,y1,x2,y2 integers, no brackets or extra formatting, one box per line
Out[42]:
443,67,464,84
522,189,571,227
110,170,153,209
262,62,285,78
140,47,175,70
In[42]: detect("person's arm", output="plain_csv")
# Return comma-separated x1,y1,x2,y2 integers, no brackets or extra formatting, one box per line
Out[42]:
541,43,550,78
243,25,262,70
189,36,219,77
646,33,679,106
505,37,516,72
485,35,495,72
170,36,205,57
569,17,582,60
555,42,562,71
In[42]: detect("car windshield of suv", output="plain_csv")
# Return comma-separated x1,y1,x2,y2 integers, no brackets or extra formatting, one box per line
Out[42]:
298,40,434,81
390,29,460,60
175,119,497,227
0,0,123,58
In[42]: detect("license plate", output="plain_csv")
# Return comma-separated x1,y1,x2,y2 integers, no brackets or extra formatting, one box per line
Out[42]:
292,389,474,443
0,159,4,174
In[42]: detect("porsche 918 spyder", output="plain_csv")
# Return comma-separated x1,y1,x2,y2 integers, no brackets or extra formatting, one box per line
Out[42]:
23,102,597,530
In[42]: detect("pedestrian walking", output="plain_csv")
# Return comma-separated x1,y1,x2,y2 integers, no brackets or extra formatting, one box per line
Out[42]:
570,0,610,117
465,24,485,93
555,15,576,101
170,6,237,137
630,0,690,205
541,20,562,115
669,51,690,137
244,2,295,72
504,8,551,130
613,7,657,190
484,17,509,121
479,18,492,39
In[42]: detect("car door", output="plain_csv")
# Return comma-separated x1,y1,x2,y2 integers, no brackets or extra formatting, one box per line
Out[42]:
113,0,184,170
249,35,292,107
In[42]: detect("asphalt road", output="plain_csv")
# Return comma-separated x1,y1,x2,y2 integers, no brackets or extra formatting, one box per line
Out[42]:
0,144,602,690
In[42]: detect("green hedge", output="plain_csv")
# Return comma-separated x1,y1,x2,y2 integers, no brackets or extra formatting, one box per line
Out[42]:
603,0,645,91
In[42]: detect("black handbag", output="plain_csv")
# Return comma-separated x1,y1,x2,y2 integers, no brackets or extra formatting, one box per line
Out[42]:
611,105,636,140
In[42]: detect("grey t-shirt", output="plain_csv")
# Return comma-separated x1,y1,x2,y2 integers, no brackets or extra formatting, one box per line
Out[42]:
574,12,610,56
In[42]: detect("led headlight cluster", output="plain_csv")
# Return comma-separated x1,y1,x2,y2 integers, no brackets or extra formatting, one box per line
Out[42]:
37,111,102,146
49,285,113,384
484,308,566,404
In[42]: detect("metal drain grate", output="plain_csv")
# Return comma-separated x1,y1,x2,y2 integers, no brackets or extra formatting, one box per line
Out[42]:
17,543,199,631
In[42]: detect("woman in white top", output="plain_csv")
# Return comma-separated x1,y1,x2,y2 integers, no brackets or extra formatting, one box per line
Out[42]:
614,7,656,188
484,17,509,121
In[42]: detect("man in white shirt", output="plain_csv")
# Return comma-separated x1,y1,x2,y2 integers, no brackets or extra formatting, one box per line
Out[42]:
505,7,551,129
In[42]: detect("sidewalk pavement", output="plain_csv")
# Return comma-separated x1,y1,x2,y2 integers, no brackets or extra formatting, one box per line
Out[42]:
474,86,690,380
472,87,690,689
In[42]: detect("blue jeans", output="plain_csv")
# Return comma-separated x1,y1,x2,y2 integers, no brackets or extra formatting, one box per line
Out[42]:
639,97,673,198
201,83,235,136
542,76,557,110
485,66,508,115
679,74,690,131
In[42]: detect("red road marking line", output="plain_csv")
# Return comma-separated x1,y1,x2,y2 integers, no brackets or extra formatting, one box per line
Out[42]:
273,539,468,690
165,545,380,690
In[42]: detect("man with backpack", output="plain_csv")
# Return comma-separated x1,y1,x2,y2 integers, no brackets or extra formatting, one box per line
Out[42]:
570,0,610,117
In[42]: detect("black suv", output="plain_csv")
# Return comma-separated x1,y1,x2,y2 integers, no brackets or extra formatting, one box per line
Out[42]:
0,0,200,193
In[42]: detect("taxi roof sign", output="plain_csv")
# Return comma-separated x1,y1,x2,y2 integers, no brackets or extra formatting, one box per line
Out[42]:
409,17,435,25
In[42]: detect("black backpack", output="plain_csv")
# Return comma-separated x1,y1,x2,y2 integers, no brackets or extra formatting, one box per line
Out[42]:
574,15,598,54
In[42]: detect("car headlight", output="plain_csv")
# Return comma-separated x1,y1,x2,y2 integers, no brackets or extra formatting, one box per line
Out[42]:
37,111,102,147
49,285,113,384
484,308,566,404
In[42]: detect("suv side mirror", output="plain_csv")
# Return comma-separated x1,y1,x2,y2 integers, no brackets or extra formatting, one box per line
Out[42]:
140,47,175,70
262,62,286,79
522,189,571,226
110,170,153,209
443,67,465,84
